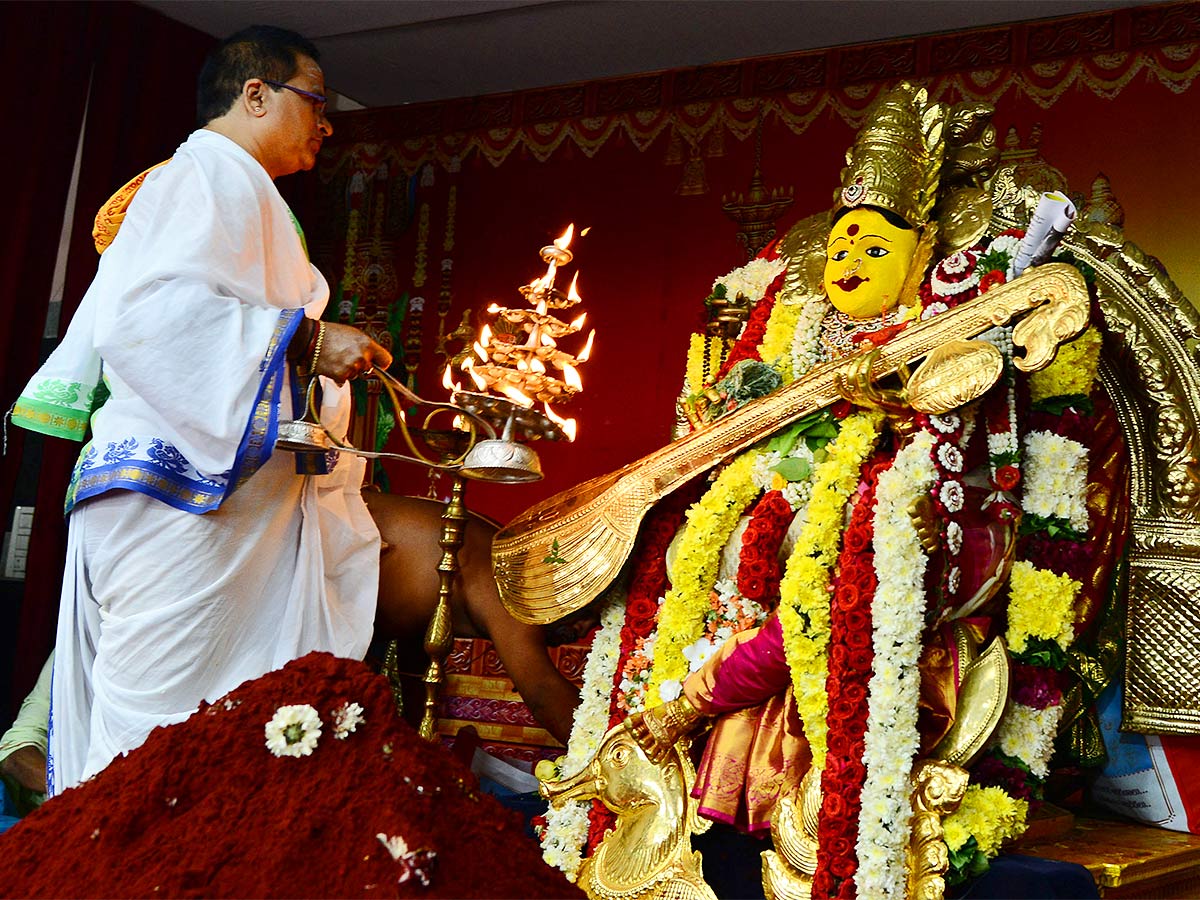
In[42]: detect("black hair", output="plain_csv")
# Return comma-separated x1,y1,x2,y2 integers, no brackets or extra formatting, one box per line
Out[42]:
195,25,320,127
831,204,914,231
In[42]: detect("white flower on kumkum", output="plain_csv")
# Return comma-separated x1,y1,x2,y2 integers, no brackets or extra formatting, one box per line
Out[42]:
377,833,437,887
265,704,322,757
332,701,365,739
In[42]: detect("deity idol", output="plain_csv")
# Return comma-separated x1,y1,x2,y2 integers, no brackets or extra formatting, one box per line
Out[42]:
524,83,1128,898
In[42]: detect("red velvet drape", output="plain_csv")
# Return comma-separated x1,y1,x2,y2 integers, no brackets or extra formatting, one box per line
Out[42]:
2,2,213,720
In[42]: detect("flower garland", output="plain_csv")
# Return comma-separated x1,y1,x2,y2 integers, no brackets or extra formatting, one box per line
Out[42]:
538,592,628,879
1006,561,1079,655
778,410,884,769
943,785,1029,883
854,430,938,900
714,256,787,304
758,289,804,378
812,457,884,899
680,578,771,674
1021,431,1090,533
789,295,832,380
649,452,761,705
736,489,794,602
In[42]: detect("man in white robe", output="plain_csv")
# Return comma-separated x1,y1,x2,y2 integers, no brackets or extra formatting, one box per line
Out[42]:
12,26,391,794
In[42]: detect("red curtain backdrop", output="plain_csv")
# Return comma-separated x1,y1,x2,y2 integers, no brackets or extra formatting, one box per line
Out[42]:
1,2,213,719
302,2,1200,527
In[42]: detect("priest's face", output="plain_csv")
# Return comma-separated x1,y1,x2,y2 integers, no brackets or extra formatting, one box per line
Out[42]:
262,54,333,178
823,207,918,318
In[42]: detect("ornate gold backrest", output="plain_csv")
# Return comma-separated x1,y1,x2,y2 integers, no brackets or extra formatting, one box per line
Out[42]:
990,155,1200,735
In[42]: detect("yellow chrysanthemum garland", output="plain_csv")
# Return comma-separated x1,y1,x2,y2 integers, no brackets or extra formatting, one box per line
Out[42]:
777,409,884,768
685,333,728,396
942,785,1030,857
757,295,804,380
1028,325,1102,403
1006,560,1079,654
648,451,761,706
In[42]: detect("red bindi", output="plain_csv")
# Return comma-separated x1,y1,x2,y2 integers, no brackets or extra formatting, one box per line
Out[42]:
846,223,860,236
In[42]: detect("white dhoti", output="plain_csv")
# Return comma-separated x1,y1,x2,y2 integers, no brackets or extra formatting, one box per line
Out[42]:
51,448,378,789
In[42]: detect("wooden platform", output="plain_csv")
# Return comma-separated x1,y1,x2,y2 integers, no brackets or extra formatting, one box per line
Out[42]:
1024,817,1200,898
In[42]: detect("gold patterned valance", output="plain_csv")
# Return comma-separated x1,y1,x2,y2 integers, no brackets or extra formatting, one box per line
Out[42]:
322,2,1200,174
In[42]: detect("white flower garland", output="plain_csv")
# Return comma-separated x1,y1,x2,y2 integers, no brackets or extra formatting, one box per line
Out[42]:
713,257,787,304
1021,431,1090,532
995,703,1065,779
540,593,627,879
855,431,937,899
789,295,831,379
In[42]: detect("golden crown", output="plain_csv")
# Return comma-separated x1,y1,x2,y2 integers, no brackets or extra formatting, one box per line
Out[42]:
837,83,946,229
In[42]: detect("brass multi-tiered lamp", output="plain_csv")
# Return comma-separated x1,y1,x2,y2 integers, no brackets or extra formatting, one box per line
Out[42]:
446,224,595,481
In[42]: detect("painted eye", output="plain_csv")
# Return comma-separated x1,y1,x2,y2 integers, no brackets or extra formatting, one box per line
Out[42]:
831,249,849,261
866,246,890,258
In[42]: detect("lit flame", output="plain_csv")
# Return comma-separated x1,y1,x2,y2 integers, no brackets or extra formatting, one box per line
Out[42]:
541,333,556,347
517,358,528,372
473,341,488,362
467,365,488,390
442,365,455,391
580,226,591,237
452,414,466,431
553,223,574,251
570,312,587,331
562,363,582,391
530,357,546,374
537,260,557,292
577,329,595,362
567,272,581,304
535,299,547,316
487,303,502,314
544,403,577,442
498,384,534,408
480,324,493,345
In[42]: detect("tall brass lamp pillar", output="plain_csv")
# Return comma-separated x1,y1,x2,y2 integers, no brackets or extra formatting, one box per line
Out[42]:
419,474,467,741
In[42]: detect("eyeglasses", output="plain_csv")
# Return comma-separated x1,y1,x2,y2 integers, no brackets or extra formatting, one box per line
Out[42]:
263,80,327,115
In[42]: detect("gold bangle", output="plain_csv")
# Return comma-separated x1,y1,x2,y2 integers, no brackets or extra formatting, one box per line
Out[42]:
308,321,326,376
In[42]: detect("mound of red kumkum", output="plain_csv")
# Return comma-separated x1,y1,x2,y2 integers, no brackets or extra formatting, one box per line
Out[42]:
0,652,579,899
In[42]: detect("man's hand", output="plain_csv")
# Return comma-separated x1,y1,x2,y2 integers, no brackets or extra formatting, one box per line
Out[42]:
0,745,47,794
314,322,393,385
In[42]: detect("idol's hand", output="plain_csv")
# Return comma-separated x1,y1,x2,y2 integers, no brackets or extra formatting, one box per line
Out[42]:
313,322,392,384
624,697,705,764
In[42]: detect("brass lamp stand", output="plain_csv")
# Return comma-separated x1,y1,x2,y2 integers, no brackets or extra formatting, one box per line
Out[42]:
418,473,467,740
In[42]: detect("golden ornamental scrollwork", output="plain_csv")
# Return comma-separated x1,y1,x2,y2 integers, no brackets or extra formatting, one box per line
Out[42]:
539,726,716,900
761,765,821,900
906,761,970,900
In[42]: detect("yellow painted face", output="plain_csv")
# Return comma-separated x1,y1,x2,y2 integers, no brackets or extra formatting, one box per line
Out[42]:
823,207,919,318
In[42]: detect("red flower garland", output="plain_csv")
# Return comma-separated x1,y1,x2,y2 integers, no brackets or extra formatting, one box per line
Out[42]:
715,264,788,379
812,456,888,899
736,490,794,603
584,487,696,854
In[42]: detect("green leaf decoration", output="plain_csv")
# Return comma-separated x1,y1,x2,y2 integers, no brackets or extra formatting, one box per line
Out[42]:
772,457,812,482
1030,394,1094,417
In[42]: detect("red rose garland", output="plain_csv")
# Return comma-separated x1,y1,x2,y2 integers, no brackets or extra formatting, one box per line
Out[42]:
715,261,787,380
737,490,794,603
812,456,888,899
585,488,695,854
